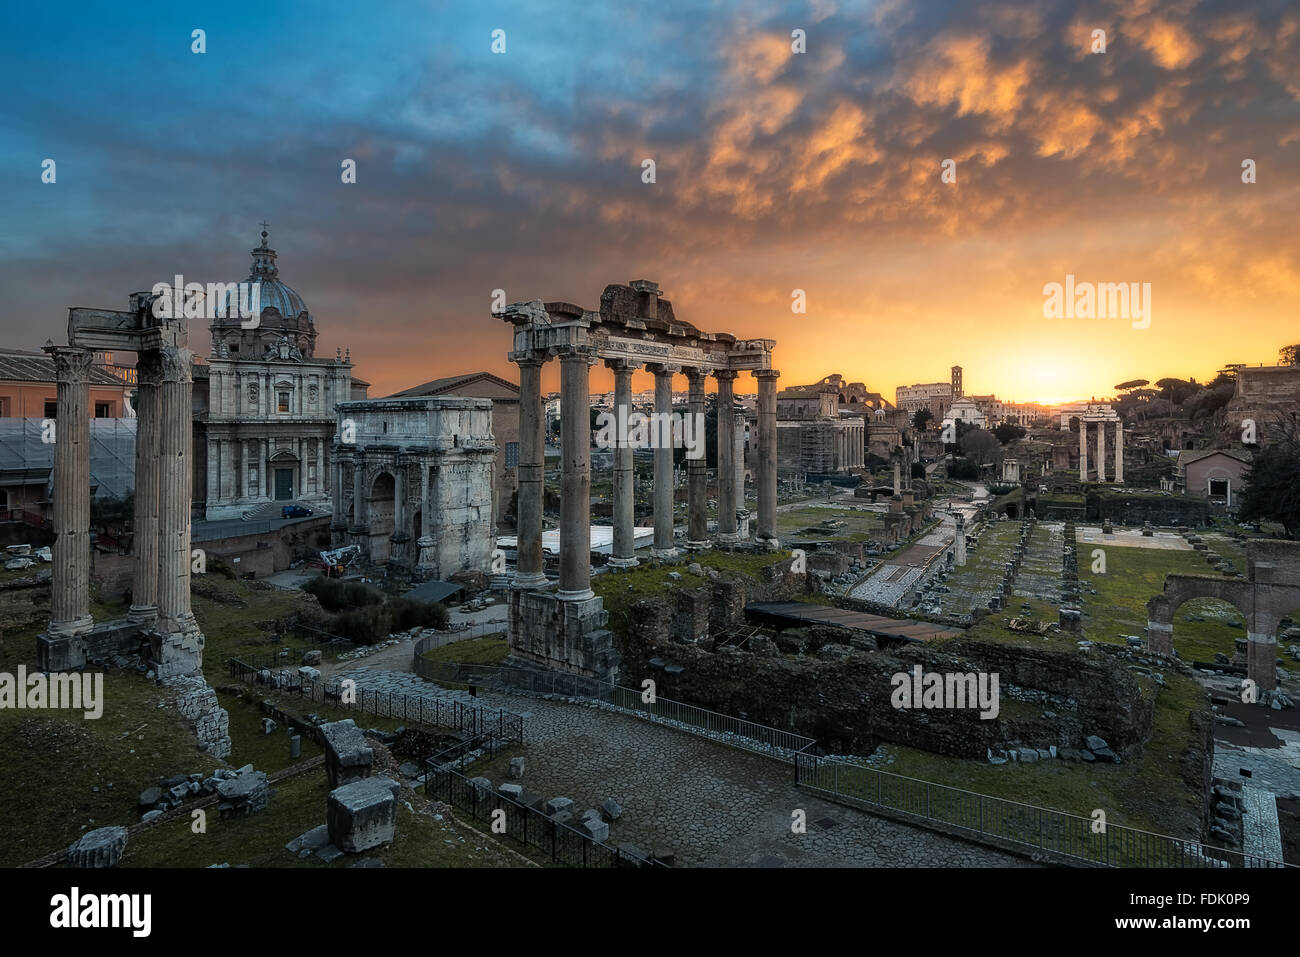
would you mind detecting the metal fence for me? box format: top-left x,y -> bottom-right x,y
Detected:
425,752 -> 662,868
795,753 -> 1291,869
226,656 -> 524,743
411,647 -> 814,760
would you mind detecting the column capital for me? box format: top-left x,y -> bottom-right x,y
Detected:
44,345 -> 94,382
752,368 -> 781,380
684,367 -> 707,384
509,350 -> 548,367
713,368 -> 739,382
136,350 -> 164,388
159,346 -> 194,384
604,357 -> 641,374
646,362 -> 682,377
553,344 -> 597,364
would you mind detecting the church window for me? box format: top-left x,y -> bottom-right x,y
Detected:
278,392 -> 290,413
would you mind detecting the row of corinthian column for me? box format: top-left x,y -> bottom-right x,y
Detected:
511,349 -> 780,600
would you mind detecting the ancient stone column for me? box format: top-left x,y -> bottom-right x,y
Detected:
331,446 -> 347,533
153,345 -> 202,678
893,457 -> 901,495
1114,421 -> 1124,484
129,351 -> 162,625
351,452 -> 367,531
557,346 -> 595,599
45,346 -> 95,638
513,354 -> 547,588
954,513 -> 967,566
392,459 -> 406,546
1079,421 -> 1088,481
733,412 -> 745,519
205,436 -> 219,511
685,369 -> 709,549
1096,420 -> 1106,483
420,462 -> 431,538
650,364 -> 680,558
754,369 -> 780,547
715,370 -> 738,540
607,359 -> 638,567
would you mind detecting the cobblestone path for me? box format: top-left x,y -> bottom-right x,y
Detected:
339,668 -> 1034,867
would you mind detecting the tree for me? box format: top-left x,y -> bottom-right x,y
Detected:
1114,378 -> 1149,392
959,427 -> 1000,467
912,408 -> 933,431
1238,412 -> 1300,536
993,423 -> 1026,444
1279,344 -> 1300,366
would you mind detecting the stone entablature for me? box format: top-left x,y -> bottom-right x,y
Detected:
331,397 -> 495,578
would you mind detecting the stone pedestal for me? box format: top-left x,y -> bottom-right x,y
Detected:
506,589 -> 620,682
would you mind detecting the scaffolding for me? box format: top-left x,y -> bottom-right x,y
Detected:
0,417 -> 137,503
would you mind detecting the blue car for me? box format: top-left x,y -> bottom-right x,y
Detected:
281,505 -> 312,518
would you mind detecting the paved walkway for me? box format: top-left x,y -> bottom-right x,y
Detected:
338,668 -> 1032,867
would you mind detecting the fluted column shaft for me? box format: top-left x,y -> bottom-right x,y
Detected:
1114,422 -> 1124,484
351,452 -> 367,529
754,369 -> 780,545
715,370 -> 738,538
513,355 -> 547,587
1096,420 -> 1106,482
685,369 -> 708,548
608,360 -> 639,567
651,364 -> 680,557
156,346 -> 197,636
46,347 -> 94,636
558,347 -> 594,599
129,351 -> 162,624
1079,421 -> 1088,481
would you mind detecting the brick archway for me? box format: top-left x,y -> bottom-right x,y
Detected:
1146,540 -> 1300,693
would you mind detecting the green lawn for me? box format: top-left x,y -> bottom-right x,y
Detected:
422,634 -> 509,666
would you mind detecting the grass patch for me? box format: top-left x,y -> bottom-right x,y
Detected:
422,634 -> 509,666
118,768 -> 521,868
870,670 -> 1207,840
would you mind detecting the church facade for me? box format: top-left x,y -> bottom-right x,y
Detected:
195,230 -> 367,521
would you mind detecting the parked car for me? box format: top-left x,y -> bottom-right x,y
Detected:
281,504 -> 312,518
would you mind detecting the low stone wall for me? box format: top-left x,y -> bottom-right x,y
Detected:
621,609 -> 1156,759
198,516 -> 333,578
1089,492 -> 1209,527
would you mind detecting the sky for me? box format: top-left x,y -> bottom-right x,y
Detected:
1,0 -> 1298,404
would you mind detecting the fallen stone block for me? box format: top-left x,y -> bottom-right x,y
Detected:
66,826 -> 128,868
581,818 -> 610,842
546,797 -> 574,817
216,767 -> 270,817
327,776 -> 399,853
508,756 -> 526,780
321,719 -> 374,788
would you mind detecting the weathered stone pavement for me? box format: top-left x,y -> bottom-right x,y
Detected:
340,669 -> 1033,867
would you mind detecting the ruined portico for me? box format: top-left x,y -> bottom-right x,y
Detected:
1077,405 -> 1124,483
37,293 -> 230,757
499,281 -> 778,680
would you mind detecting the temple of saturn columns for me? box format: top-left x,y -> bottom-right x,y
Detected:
37,293 -> 230,756
499,280 -> 777,681
1076,405 -> 1124,483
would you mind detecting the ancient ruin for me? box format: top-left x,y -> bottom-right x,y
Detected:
498,281 -> 777,680
37,292 -> 230,756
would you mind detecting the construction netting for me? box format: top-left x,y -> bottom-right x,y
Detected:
0,417 -> 137,502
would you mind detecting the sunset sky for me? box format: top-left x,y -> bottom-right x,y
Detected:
2,0 -> 1298,404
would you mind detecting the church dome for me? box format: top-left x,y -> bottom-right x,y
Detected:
211,228 -> 318,359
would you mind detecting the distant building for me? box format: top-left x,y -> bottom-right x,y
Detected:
942,396 -> 986,431
388,371 -> 520,524
195,230 -> 367,520
0,350 -> 136,521
1176,449 -> 1251,507
776,378 -> 865,474
1226,363 -> 1300,445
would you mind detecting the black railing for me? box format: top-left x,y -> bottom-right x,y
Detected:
425,760 -> 663,868
226,656 -> 524,743
794,752 -> 1291,869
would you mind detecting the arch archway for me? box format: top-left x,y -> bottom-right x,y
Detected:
367,471 -> 396,561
